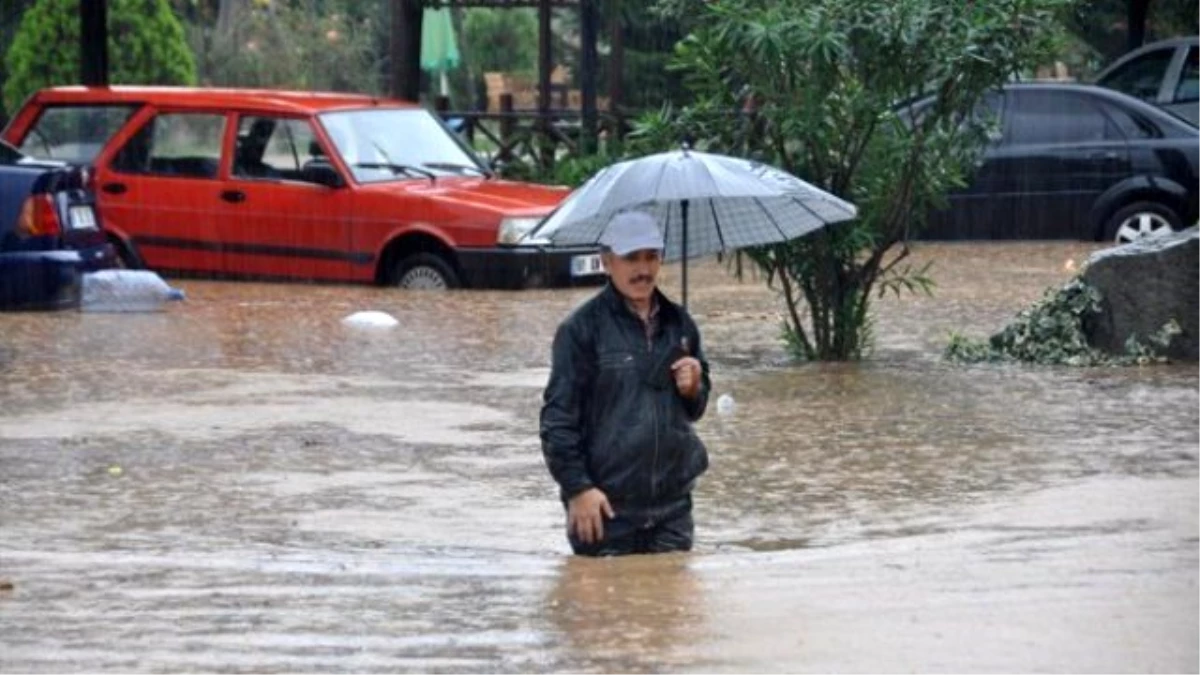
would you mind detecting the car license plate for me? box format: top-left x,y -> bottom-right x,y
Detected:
570,253 -> 603,277
68,205 -> 97,230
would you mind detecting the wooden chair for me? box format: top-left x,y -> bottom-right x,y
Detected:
550,65 -> 572,108
484,72 -> 511,112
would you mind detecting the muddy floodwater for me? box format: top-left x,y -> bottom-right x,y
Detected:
1,242 -> 1196,673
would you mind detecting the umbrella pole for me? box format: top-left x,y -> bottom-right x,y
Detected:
681,200 -> 689,308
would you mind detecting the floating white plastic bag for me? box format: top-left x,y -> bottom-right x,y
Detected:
342,310 -> 399,328
80,270 -> 185,313
716,393 -> 736,416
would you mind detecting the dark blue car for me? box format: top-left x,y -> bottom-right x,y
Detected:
0,140 -> 116,310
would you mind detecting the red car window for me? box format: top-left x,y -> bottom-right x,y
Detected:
17,104 -> 138,163
111,112 -> 225,179
233,115 -> 325,182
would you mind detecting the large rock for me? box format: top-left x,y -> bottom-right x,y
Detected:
1082,226 -> 1198,361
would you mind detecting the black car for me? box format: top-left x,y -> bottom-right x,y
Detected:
1093,36 -> 1198,127
917,83 -> 1198,243
0,140 -> 115,310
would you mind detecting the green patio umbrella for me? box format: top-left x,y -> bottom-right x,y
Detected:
421,7 -> 461,97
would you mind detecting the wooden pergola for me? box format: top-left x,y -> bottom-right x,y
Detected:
79,0 -> 622,152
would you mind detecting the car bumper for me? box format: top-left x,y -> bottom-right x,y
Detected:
0,243 -> 117,311
456,245 -> 606,290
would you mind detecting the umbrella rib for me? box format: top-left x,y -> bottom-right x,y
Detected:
708,199 -> 726,252
752,197 -> 794,243
649,157 -> 671,209
790,194 -> 834,225
662,201 -> 672,260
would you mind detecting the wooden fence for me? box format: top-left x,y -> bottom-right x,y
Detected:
432,95 -> 628,173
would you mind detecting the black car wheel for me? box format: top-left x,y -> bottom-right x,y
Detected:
392,252 -> 459,290
1104,201 -> 1181,244
109,235 -> 142,269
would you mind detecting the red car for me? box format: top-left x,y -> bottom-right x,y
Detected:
2,86 -> 604,289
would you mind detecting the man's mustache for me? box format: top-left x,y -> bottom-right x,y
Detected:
628,274 -> 654,285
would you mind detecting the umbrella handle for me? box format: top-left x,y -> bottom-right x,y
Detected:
681,199 -> 689,309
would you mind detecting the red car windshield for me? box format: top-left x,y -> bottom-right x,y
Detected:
318,108 -> 486,183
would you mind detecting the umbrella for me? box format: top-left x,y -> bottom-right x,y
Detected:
420,7 -> 460,97
528,147 -> 859,307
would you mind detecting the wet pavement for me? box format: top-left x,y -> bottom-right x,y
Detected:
0,242 -> 1196,672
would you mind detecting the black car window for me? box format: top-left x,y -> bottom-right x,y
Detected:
974,91 -> 1005,142
1098,100 -> 1157,139
1173,46 -> 1198,103
1005,90 -> 1120,145
1098,48 -> 1174,102
893,91 -> 1003,138
111,112 -> 225,179
17,104 -> 138,163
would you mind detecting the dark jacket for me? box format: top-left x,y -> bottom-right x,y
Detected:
540,283 -> 710,513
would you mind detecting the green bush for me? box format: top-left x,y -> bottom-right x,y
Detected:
944,279 -> 1181,366
4,0 -> 196,112
502,150 -> 621,187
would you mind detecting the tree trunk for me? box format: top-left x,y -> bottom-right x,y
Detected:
80,0 -> 107,86
215,0 -> 247,40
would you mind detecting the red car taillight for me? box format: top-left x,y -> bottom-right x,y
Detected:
16,194 -> 62,237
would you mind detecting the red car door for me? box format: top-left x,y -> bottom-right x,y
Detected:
214,114 -> 357,281
96,108 -> 229,274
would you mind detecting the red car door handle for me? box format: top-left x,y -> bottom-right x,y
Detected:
101,182 -> 127,195
220,190 -> 246,203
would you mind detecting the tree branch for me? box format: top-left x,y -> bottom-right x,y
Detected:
836,113 -> 879,196
768,114 -> 795,173
877,243 -> 912,279
776,253 -> 813,358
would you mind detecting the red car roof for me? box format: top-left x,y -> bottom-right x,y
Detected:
26,85 -> 419,115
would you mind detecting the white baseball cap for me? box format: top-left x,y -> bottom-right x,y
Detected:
599,211 -> 664,255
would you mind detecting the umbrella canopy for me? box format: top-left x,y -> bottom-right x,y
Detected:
528,148 -> 858,306
420,7 -> 461,95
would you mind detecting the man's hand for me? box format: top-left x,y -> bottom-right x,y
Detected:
671,356 -> 702,399
568,487 -> 615,544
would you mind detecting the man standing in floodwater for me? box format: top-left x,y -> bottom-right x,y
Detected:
540,211 -> 711,556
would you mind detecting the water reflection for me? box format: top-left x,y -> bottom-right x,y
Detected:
545,555 -> 708,672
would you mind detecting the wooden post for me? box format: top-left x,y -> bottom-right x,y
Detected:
390,0 -> 423,102
537,0 -> 554,169
81,0 -> 108,86
607,0 -> 624,138
579,0 -> 599,155
537,0 -> 552,118
434,94 -> 465,144
1127,0 -> 1149,52
499,93 -> 515,163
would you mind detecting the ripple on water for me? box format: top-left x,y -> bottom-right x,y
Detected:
0,243 -> 1195,673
